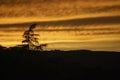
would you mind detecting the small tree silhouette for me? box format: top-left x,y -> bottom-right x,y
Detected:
22,24 -> 46,50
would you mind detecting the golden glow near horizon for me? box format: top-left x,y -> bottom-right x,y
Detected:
0,0 -> 120,51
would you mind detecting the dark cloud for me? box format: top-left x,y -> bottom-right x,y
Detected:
83,5 -> 120,13
0,16 -> 120,27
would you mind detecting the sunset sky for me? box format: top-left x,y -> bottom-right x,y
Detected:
0,0 -> 120,51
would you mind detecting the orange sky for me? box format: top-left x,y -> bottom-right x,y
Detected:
0,0 -> 120,51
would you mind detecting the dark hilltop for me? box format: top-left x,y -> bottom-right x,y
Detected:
0,46 -> 120,80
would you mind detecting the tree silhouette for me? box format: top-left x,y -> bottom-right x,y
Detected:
22,24 -> 41,50
22,24 -> 47,51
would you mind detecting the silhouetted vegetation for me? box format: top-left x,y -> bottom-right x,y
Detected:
0,45 -> 120,80
21,24 -> 47,51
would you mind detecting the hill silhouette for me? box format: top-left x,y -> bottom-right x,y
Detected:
0,46 -> 120,80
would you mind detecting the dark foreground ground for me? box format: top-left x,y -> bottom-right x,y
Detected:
0,48 -> 120,80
